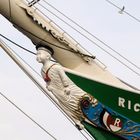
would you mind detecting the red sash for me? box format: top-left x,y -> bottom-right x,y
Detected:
44,64 -> 56,82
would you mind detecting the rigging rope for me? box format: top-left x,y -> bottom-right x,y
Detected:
0,34 -> 36,55
0,34 -> 56,62
0,91 -> 57,140
4,42 -> 42,79
28,0 -> 40,7
39,0 -> 140,71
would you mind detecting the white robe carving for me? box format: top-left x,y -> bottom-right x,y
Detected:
41,64 -> 86,123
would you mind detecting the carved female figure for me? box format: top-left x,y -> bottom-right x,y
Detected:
36,45 -> 87,129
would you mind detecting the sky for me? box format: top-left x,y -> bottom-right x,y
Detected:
0,0 -> 140,140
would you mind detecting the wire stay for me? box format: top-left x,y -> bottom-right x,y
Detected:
0,92 -> 56,140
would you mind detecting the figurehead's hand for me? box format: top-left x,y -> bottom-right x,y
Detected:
64,87 -> 70,95
47,85 -> 53,91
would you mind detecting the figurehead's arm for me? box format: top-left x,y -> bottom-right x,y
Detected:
58,67 -> 71,95
58,65 -> 69,87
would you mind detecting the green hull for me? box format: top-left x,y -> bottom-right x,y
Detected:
66,72 -> 140,140
83,122 -> 121,140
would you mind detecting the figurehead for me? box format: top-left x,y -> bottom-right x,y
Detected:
36,44 -> 54,64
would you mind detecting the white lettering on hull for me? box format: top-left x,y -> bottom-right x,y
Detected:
118,97 -> 140,112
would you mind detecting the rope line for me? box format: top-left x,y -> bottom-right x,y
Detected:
5,42 -> 42,78
0,34 -> 56,62
28,0 -> 40,7
0,34 -> 36,55
0,91 -> 57,140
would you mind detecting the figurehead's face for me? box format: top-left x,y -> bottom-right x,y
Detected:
36,49 -> 51,64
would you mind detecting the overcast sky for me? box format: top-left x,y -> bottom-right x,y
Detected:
0,0 -> 140,140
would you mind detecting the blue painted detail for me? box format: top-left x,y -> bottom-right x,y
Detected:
81,98 -> 140,140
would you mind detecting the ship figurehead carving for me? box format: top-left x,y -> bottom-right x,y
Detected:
36,44 -> 140,139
